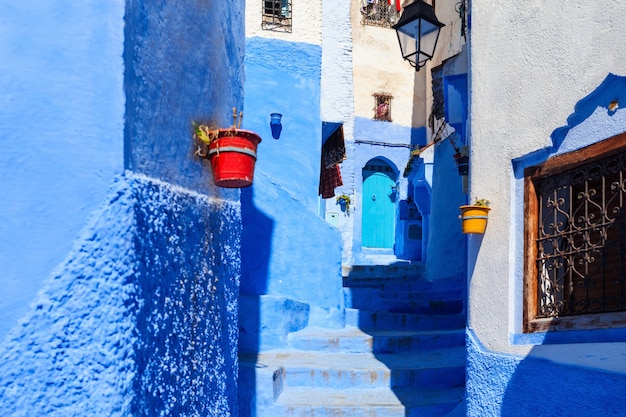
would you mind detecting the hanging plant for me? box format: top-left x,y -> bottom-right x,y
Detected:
336,194 -> 352,214
192,108 -> 262,188
459,198 -> 491,234
403,146 -> 422,177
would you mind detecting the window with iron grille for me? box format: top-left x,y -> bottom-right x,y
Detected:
523,133 -> 626,333
262,0 -> 292,32
373,94 -> 392,122
360,0 -> 401,28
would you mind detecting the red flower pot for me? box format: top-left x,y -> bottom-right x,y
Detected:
208,129 -> 262,188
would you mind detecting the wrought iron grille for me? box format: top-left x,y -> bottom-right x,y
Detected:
262,0 -> 292,32
361,0 -> 401,28
535,150 -> 626,318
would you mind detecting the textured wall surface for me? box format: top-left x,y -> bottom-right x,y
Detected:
0,0 -> 125,340
0,180 -> 136,416
1,0 -> 246,415
125,0 -> 244,196
131,177 -> 241,417
466,2 -> 626,414
466,331 -> 626,417
0,176 -> 242,416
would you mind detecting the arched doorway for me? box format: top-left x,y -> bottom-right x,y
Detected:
361,158 -> 397,248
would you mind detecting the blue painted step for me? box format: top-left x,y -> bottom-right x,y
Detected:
275,386 -> 465,417
345,307 -> 466,331
249,348 -> 464,390
344,287 -> 465,315
287,326 -> 465,353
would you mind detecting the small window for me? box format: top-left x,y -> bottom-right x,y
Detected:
360,0 -> 400,28
373,94 -> 393,122
262,0 -> 292,32
523,133 -> 626,333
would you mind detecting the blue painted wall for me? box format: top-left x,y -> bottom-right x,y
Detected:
0,1 -> 246,415
466,331 -> 626,416
0,178 -> 242,416
243,37 -> 323,212
0,0 -> 125,340
240,37 -> 344,333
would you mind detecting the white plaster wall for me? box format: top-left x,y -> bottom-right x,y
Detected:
245,0 -> 322,45
320,0 -> 356,260
350,0 -> 427,127
468,1 -> 626,356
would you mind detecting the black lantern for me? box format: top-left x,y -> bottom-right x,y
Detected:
392,0 -> 445,71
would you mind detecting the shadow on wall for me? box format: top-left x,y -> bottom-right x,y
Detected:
466,331 -> 626,417
237,171 -> 344,416
131,177 -> 241,416
0,176 -> 243,416
500,351 -> 626,416
238,186 -> 273,417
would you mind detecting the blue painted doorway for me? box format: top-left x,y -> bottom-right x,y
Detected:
362,159 -> 397,248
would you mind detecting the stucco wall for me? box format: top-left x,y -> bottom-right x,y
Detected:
466,330 -> 626,417
468,0 -> 626,357
125,0 -> 244,195
467,3 -> 626,412
241,37 -> 344,330
0,177 -> 242,416
0,0 -> 246,415
0,0 -> 125,340
350,0 -> 427,128
244,37 -> 322,212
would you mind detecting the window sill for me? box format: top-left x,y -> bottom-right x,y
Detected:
514,312 -> 626,345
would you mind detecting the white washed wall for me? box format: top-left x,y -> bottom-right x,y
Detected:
246,0 -> 322,45
469,1 -> 626,360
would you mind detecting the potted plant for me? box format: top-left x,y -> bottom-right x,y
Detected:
459,198 -> 491,234
193,108 -> 262,188
336,194 -> 352,214
453,152 -> 469,176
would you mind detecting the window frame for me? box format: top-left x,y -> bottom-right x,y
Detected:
360,0 -> 401,28
523,132 -> 626,333
373,93 -> 393,122
262,0 -> 292,32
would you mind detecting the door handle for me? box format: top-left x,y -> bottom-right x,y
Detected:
372,194 -> 376,201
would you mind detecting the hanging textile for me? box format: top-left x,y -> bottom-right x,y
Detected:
319,163 -> 343,199
319,124 -> 346,198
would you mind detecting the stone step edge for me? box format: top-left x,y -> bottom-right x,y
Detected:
239,347 -> 466,372
275,386 -> 465,408
289,325 -> 466,338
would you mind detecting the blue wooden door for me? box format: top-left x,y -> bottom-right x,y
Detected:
362,171 -> 396,248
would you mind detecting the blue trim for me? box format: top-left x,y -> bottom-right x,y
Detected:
550,73 -> 626,149
513,74 -> 626,178
444,73 -> 468,146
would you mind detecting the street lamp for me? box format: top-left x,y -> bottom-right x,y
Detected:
392,0 -> 445,71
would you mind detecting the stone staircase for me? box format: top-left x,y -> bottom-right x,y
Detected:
239,265 -> 467,417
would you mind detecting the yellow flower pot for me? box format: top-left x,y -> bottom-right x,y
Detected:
460,205 -> 491,234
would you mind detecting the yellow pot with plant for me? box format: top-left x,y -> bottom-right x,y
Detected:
460,199 -> 491,234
